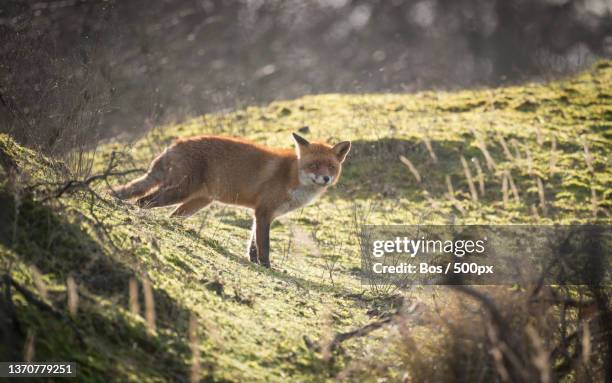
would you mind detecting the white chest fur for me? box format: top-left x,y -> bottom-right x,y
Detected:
273,185 -> 325,218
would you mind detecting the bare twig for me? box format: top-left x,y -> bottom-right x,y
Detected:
472,157 -> 485,196
506,170 -> 520,203
536,177 -> 548,215
26,151 -> 143,203
461,155 -> 478,202
497,134 -> 514,161
510,139 -> 522,160
446,175 -> 465,215
581,136 -> 594,173
526,325 -> 551,383
399,155 -> 421,183
23,330 -> 35,362
66,275 -> 79,316
143,275 -> 156,334
328,301 -> 416,355
501,172 -> 509,207
129,277 -> 140,316
329,315 -> 394,352
536,127 -> 544,146
549,135 -> 557,175
30,266 -> 48,301
423,137 -> 438,163
189,314 -> 200,383
475,134 -> 497,171
591,188 -> 599,218
52,152 -> 143,200
525,149 -> 533,176
446,175 -> 456,199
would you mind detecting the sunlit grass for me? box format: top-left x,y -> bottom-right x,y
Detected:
1,60 -> 610,382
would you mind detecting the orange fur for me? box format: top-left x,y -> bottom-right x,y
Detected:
113,133 -> 351,267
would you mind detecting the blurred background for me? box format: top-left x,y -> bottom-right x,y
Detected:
1,0 -> 611,154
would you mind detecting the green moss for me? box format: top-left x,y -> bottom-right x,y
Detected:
1,60 -> 610,382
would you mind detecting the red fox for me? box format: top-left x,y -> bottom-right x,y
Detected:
113,133 -> 351,268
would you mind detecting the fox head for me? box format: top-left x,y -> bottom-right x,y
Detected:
293,133 -> 351,187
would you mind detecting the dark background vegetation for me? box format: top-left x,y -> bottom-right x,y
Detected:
1,0 -> 611,154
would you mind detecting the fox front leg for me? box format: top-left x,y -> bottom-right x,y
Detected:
248,221 -> 258,264
255,210 -> 272,268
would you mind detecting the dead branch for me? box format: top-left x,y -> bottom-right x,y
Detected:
422,137 -> 438,163
497,133 -> 514,161
24,151 -> 143,202
473,157 -> 485,196
473,131 -> 497,171
536,177 -> 548,215
48,152 -> 143,200
326,299 -> 417,353
329,315 -> 394,353
461,155 -> 478,202
399,155 -> 421,183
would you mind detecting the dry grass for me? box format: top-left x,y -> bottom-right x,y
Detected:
338,286 -> 608,383
142,275 -> 156,334
66,275 -> 79,317
129,277 -> 140,316
189,314 -> 201,383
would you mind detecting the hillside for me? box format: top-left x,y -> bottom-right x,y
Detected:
0,61 -> 610,382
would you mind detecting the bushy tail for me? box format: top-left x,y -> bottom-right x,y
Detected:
112,153 -> 166,200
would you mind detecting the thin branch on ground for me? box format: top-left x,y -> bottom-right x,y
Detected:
326,298 -> 413,353
33,151 -> 144,201
329,314 -> 394,353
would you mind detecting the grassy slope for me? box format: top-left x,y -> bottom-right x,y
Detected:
1,61 -> 610,382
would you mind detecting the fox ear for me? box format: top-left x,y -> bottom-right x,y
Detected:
293,133 -> 310,158
333,141 -> 351,163
292,133 -> 310,147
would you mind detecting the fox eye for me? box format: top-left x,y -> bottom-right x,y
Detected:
329,165 -> 335,171
309,163 -> 318,170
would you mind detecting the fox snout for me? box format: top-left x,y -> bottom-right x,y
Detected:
305,172 -> 333,186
